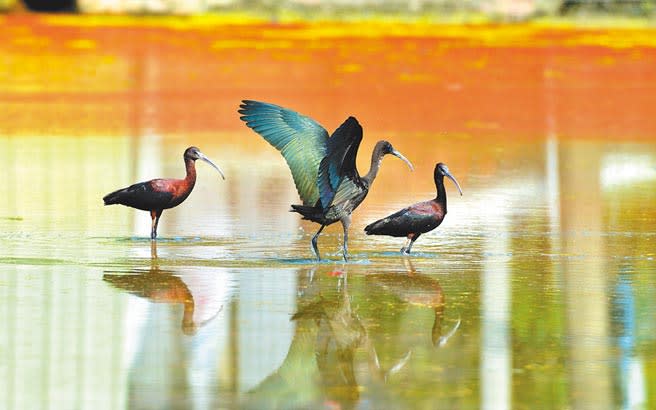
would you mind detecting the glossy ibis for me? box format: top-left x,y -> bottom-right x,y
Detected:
238,100 -> 413,261
364,162 -> 462,254
103,146 -> 225,240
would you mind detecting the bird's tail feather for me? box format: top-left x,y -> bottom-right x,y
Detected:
364,219 -> 386,235
103,188 -> 127,205
290,204 -> 323,221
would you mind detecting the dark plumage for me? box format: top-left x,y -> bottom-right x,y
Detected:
365,162 -> 462,254
238,100 -> 414,261
103,146 -> 225,239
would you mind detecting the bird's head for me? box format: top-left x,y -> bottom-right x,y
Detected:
184,146 -> 225,180
435,163 -> 463,195
377,140 -> 414,171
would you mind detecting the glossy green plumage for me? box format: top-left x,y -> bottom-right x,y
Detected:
238,100 -> 329,206
239,100 -> 380,261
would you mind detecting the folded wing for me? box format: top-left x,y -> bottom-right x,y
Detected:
317,116 -> 363,209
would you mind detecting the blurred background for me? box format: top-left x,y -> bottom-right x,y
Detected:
1,0 -> 656,19
1,1 -> 655,410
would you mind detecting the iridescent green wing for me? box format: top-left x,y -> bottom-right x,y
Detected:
239,100 -> 329,206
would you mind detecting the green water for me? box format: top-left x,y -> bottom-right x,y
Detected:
1,134 -> 655,409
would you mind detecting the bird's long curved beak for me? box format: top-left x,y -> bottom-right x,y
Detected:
444,171 -> 463,196
198,152 -> 226,180
391,149 -> 414,171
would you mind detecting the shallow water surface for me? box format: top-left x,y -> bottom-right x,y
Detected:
1,15 -> 656,410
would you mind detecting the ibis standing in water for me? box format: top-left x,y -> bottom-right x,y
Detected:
103,146 -> 225,240
365,162 -> 462,254
238,100 -> 414,261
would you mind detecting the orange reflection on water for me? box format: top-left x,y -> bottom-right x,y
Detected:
1,15 -> 656,142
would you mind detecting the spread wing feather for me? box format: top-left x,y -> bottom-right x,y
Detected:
239,100 -> 329,206
317,117 -> 363,209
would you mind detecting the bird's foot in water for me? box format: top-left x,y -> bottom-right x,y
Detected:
311,247 -> 321,262
311,239 -> 322,261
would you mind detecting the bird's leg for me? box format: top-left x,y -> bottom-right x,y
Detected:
150,210 -> 163,240
405,234 -> 420,255
311,225 -> 325,261
341,215 -> 352,262
400,237 -> 412,254
150,211 -> 157,239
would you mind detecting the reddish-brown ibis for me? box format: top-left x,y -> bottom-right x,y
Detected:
238,100 -> 413,261
365,162 -> 462,254
103,146 -> 225,239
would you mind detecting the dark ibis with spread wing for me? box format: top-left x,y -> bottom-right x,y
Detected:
238,100 -> 414,261
365,162 -> 462,254
103,146 -> 225,239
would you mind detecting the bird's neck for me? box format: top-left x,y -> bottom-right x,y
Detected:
435,175 -> 447,211
184,158 -> 197,187
362,146 -> 385,186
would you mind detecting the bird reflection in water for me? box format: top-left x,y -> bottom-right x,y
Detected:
291,267 -> 412,409
365,258 -> 461,347
244,261 -> 460,409
103,242 -> 223,336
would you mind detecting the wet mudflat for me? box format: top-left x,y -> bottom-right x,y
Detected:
1,15 -> 655,409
